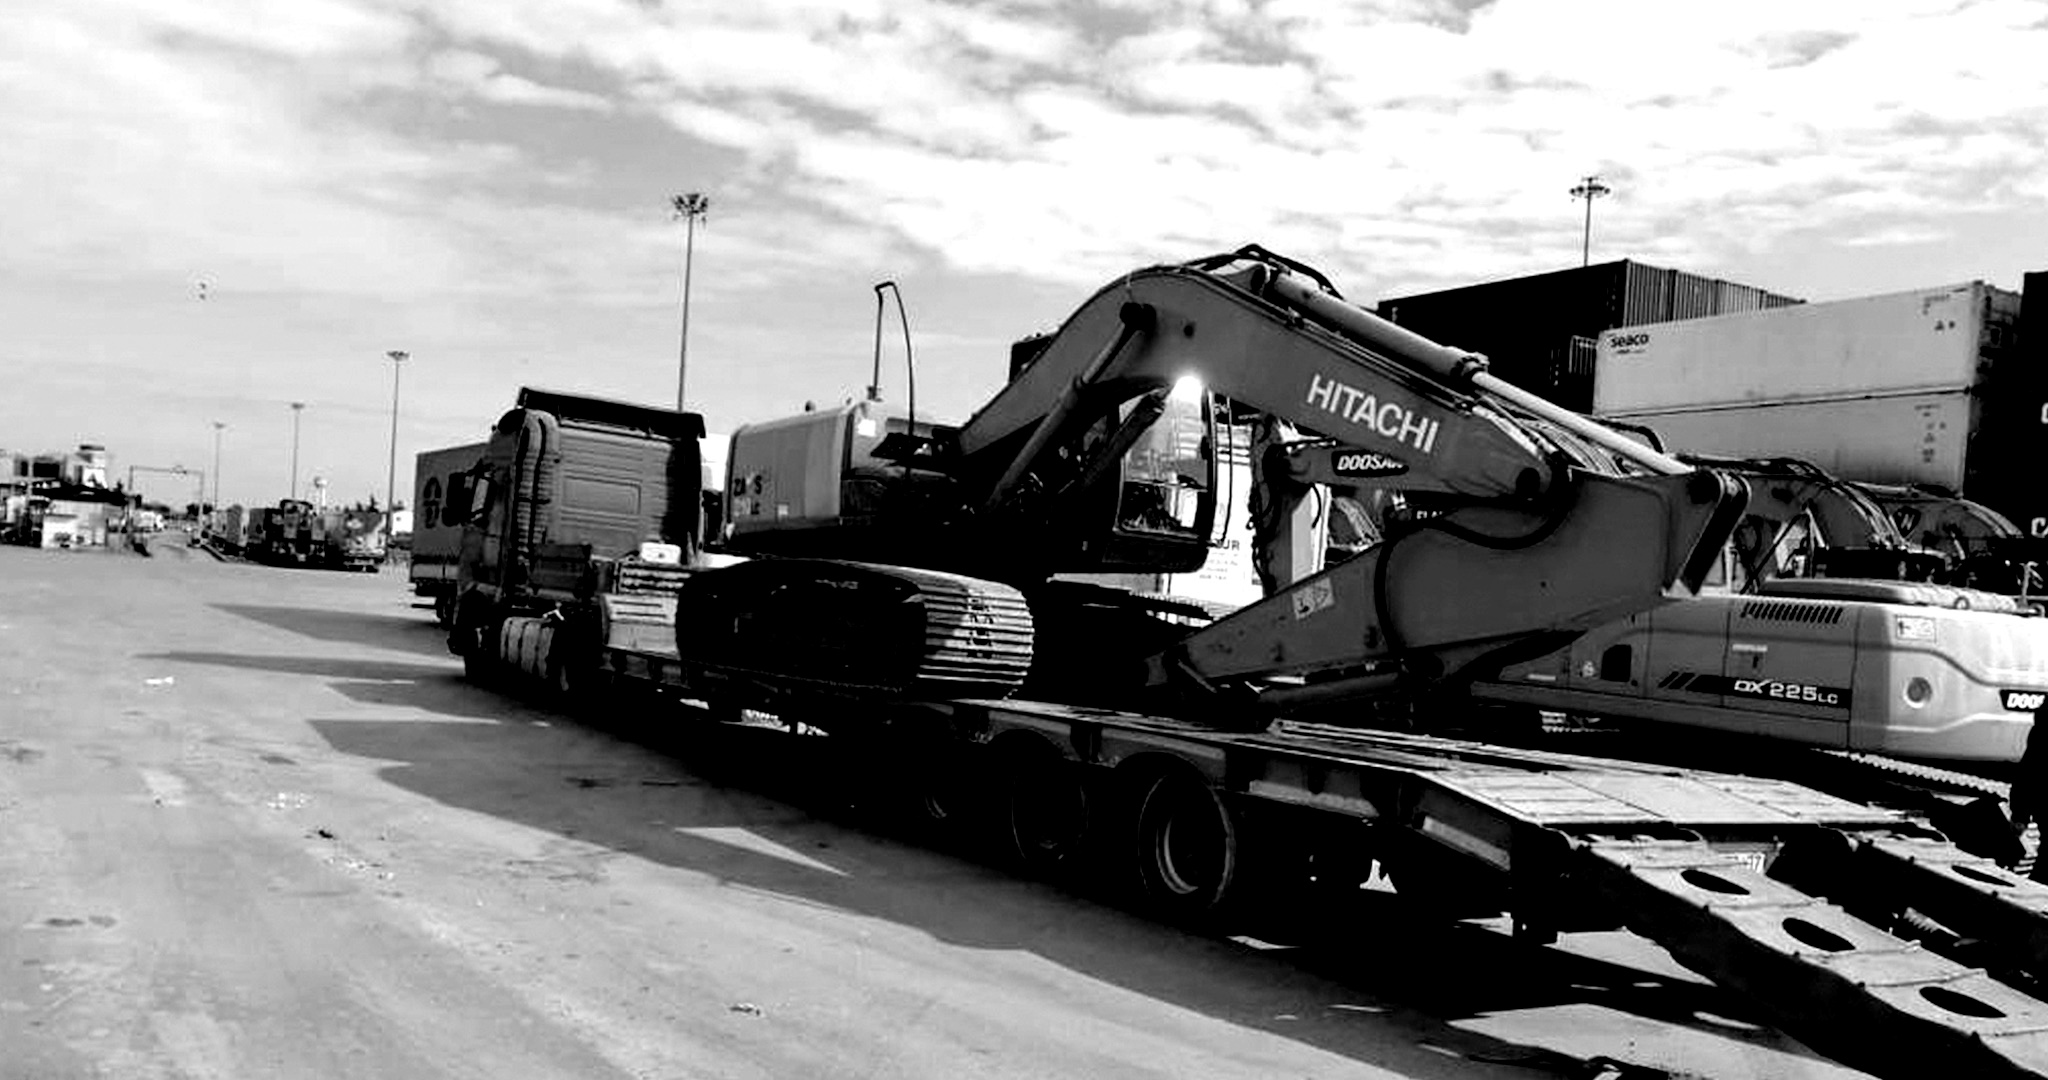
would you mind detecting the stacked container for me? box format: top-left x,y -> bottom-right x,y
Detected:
1593,281 -> 2031,532
1374,260 -> 1802,411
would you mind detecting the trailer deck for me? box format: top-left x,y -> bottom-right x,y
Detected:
511,586 -> 2048,1076
937,701 -> 2048,1079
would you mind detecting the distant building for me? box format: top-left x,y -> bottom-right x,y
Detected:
1,442 -> 122,546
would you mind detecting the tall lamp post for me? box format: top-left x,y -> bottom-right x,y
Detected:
289,401 -> 305,501
210,421 -> 225,512
385,351 -> 407,534
1569,174 -> 1612,268
671,192 -> 710,410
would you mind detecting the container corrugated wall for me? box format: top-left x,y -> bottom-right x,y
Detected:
1615,392 -> 1976,490
1957,278 -> 2040,536
1595,283 -> 1999,415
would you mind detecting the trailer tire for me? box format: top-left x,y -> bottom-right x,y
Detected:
1132,769 -> 1239,921
912,745 -> 980,834
999,741 -> 1090,876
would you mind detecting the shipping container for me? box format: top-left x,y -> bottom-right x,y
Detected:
1614,391 -> 1977,492
1374,260 -> 1800,410
410,440 -> 488,622
1594,282 -> 2020,415
1591,275 -> 2044,538
1980,269 -> 2048,538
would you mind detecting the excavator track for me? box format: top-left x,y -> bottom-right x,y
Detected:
673,559 -> 1035,704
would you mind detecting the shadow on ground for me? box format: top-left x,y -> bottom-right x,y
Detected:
137,651 -> 510,722
147,645 -> 1827,1080
212,603 -> 451,658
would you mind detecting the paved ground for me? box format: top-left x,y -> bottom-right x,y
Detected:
0,537 -> 1873,1079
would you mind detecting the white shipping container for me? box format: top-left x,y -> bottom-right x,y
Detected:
1595,282 -> 1999,415
1621,391 -> 1975,491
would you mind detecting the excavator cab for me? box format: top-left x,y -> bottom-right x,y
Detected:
1105,385 -> 1212,553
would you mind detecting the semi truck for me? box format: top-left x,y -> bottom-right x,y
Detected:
444,249 -> 2048,1079
1592,278 -> 2043,533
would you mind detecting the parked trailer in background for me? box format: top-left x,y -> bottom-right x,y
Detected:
410,441 -> 487,624
238,500 -> 384,571
1594,280 -> 2038,529
202,504 -> 251,555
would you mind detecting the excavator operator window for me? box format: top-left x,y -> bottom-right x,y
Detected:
1114,385 -> 1215,540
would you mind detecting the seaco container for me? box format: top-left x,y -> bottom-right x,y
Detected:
1594,282 -> 2018,414
1594,280 -> 2037,532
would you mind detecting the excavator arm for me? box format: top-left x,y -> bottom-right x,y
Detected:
950,248 -> 1748,706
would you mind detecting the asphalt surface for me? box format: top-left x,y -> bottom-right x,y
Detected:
0,537 -> 1873,1079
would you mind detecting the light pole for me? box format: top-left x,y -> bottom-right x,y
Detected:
671,192 -> 710,410
385,351 -> 407,533
289,401 -> 305,502
210,421 -> 225,512
1569,174 -> 1612,268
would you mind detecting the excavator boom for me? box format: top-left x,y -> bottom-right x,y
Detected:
948,248 -> 1747,704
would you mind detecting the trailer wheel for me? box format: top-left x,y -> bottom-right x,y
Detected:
1132,769 -> 1239,920
999,742 -> 1090,876
912,747 -> 979,832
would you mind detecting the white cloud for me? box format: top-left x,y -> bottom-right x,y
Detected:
1837,225 -> 1953,247
428,48 -> 614,111
8,0 -> 2048,347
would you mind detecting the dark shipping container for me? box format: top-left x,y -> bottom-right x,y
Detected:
1373,260 -> 1802,411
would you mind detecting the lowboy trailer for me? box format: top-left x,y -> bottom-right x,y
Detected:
488,587 -> 2048,1079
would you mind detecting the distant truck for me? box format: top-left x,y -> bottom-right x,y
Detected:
245,500 -> 386,571
1593,279 -> 2043,532
410,441 -> 487,625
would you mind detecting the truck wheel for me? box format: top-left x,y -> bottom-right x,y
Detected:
1000,743 -> 1090,876
1132,769 -> 1239,921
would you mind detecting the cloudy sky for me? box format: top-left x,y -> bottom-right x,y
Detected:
5,0 -> 2046,508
